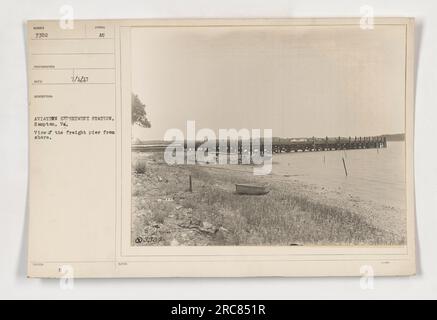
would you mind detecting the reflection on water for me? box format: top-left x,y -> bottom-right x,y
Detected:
272,141 -> 405,209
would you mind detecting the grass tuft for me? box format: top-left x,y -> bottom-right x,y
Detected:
134,161 -> 146,174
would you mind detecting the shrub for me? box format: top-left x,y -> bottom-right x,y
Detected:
134,161 -> 146,174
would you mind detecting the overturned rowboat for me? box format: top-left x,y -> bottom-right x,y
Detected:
235,184 -> 269,195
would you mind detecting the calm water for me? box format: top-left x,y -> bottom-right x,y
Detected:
134,141 -> 406,210
271,141 -> 406,209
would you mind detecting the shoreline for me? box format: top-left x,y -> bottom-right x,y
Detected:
131,152 -> 406,246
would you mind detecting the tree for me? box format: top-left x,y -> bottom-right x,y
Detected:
131,93 -> 151,128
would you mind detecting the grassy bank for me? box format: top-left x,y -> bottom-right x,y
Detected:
132,152 -> 404,246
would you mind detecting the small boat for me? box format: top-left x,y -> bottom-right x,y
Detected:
235,184 -> 269,195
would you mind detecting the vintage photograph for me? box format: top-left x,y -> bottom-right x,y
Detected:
130,25 -> 407,247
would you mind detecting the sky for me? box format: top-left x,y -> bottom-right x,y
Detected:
130,25 -> 406,141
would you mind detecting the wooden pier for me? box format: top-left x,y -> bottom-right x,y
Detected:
132,136 -> 387,154
269,136 -> 387,153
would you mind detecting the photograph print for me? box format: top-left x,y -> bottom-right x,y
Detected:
129,24 -> 408,247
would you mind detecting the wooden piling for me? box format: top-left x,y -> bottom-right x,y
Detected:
342,157 -> 348,177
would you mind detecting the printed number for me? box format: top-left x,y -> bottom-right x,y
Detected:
35,33 -> 48,38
